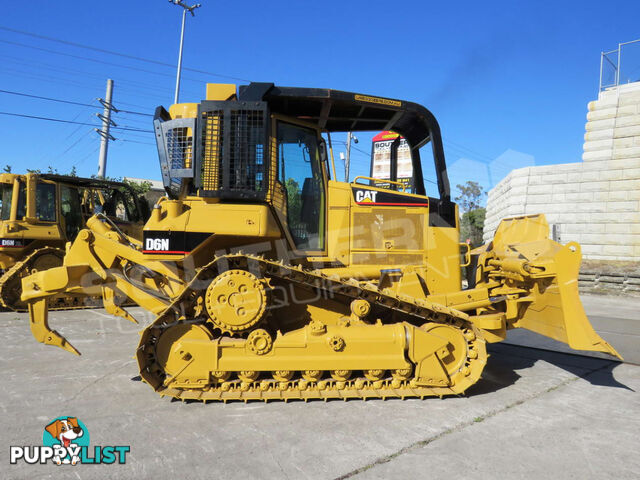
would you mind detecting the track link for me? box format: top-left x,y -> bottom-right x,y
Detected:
137,254 -> 487,403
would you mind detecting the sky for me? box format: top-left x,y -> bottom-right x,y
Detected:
0,0 -> 639,202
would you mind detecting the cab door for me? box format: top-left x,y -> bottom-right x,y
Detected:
29,180 -> 62,246
60,185 -> 83,241
272,117 -> 328,255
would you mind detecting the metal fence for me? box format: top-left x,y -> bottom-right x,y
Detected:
599,38 -> 640,91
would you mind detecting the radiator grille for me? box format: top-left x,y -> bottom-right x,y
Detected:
228,109 -> 265,193
198,103 -> 268,199
201,111 -> 223,191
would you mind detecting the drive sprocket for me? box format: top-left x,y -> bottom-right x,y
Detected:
204,269 -> 267,333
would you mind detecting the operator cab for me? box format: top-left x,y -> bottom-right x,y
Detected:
0,173 -> 146,241
154,83 -> 458,279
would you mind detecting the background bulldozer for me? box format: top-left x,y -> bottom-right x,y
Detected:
0,173 -> 148,310
21,83 -> 620,402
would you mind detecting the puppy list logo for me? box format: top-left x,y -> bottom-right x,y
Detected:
43,416 -> 89,465
9,416 -> 130,466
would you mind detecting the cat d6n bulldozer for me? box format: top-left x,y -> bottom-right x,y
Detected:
0,173 -> 148,310
21,83 -> 620,402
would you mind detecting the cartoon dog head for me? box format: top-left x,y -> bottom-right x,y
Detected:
45,417 -> 83,447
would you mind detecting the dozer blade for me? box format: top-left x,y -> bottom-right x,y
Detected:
28,299 -> 80,356
492,215 -> 622,360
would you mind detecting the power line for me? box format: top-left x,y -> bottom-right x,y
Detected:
58,128 -> 94,157
116,100 -> 154,110
36,135 -> 97,171
444,142 -> 516,174
113,126 -> 153,134
62,112 -> 96,140
0,111 -> 153,133
116,119 -> 153,130
331,140 -> 370,157
0,111 -> 100,126
119,138 -> 156,146
443,137 -> 527,175
0,51 -> 191,96
119,109 -> 152,117
0,52 -> 193,101
443,137 -> 494,162
0,67 -> 172,108
0,25 -> 252,82
72,146 -> 100,168
36,112 -> 95,164
0,66 -> 102,93
117,131 -> 155,140
0,39 -> 193,83
0,89 -> 97,108
0,56 -> 200,103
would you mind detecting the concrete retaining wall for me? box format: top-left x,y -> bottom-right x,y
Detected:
484,82 -> 640,262
579,272 -> 640,295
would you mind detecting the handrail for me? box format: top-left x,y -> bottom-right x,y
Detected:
352,176 -> 408,192
459,242 -> 471,267
599,38 -> 640,91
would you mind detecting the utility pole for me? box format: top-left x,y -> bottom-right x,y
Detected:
344,132 -> 358,182
96,79 -> 116,178
170,0 -> 201,104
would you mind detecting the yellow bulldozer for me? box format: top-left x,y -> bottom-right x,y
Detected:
21,83 -> 620,402
0,173 -> 148,310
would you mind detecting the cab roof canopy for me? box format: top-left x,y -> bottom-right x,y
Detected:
40,174 -> 132,191
237,83 -> 450,200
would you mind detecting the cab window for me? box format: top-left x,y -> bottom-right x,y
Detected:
36,182 -> 56,222
114,194 -> 129,221
277,122 -> 325,251
1,181 -> 26,220
0,184 -> 11,220
16,183 -> 26,219
103,190 -> 132,222
60,185 -> 83,240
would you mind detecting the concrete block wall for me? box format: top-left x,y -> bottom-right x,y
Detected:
483,82 -> 640,261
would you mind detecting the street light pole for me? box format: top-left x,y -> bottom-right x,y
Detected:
170,0 -> 201,104
174,7 -> 187,104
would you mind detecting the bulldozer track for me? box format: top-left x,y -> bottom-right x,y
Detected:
137,253 -> 487,403
0,247 -> 102,311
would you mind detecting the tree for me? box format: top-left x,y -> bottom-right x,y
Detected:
284,178 -> 301,221
456,181 -> 486,247
455,180 -> 484,212
460,208 -> 486,247
3,165 -> 11,173
122,178 -> 152,195
90,174 -> 152,195
284,177 -> 304,240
